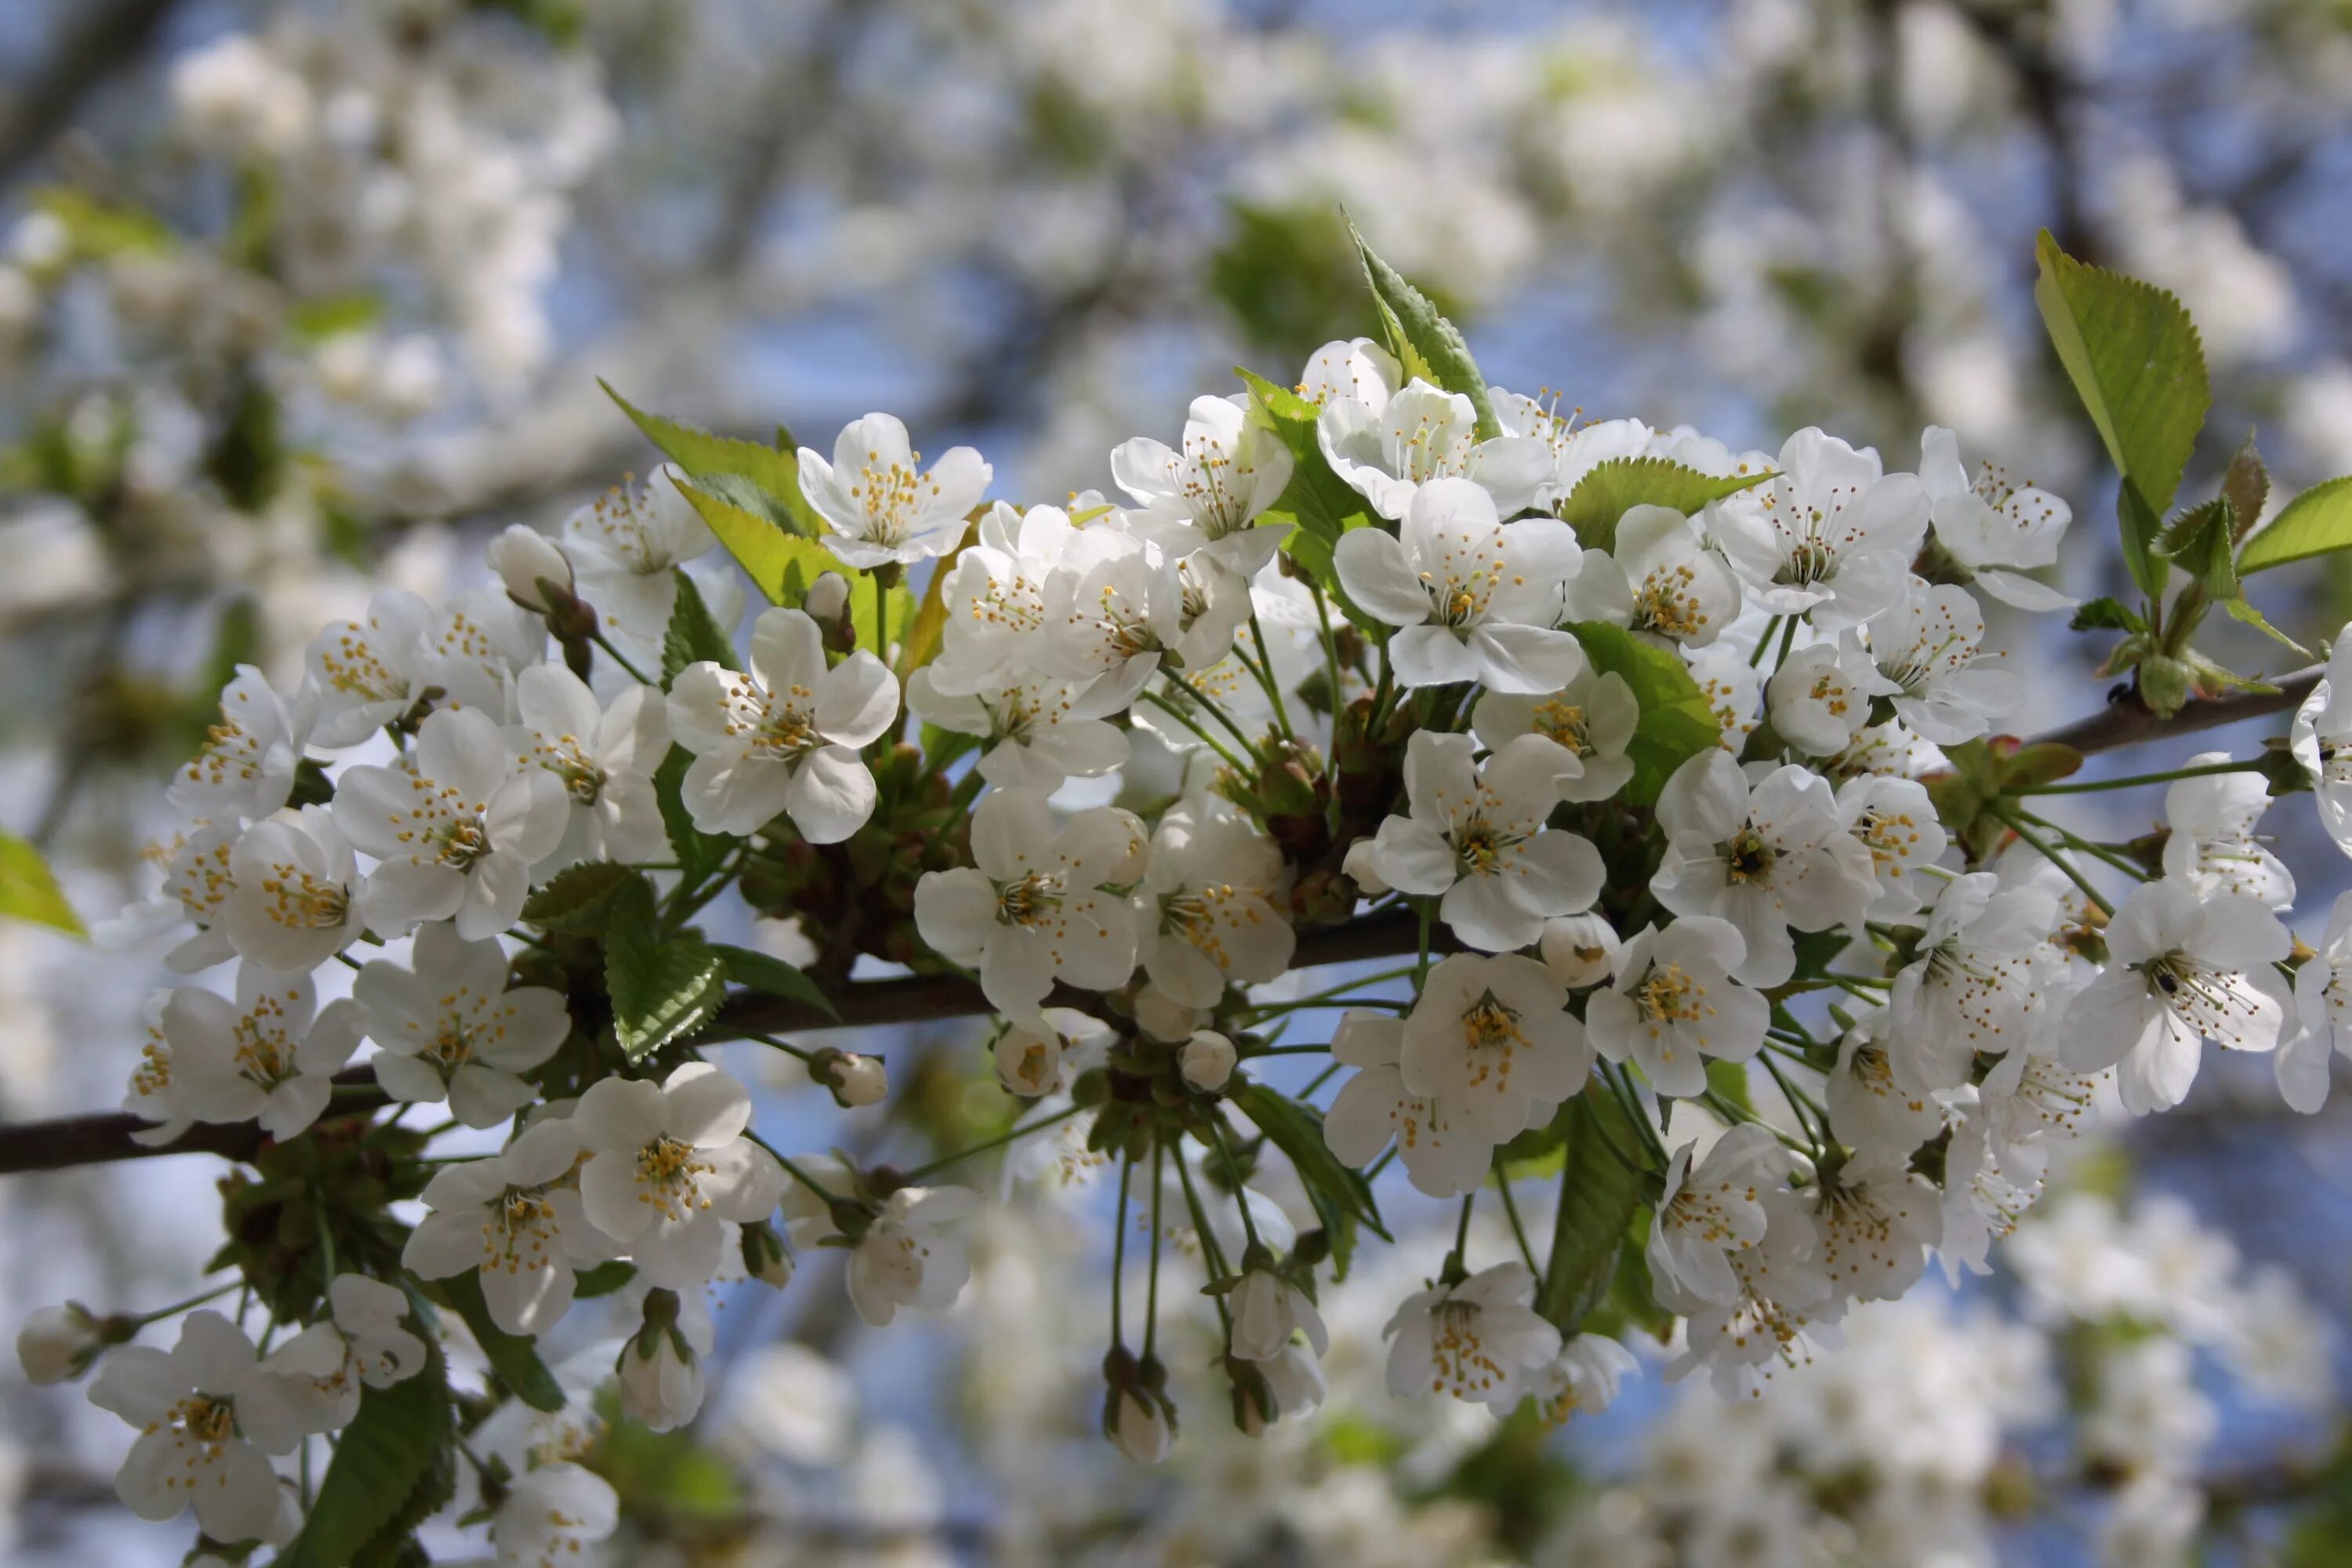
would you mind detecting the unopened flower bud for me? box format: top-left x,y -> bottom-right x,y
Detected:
487,524 -> 574,615
616,1289 -> 705,1432
1133,982 -> 1203,1045
1539,912 -> 1621,990
803,570 -> 850,622
15,1302 -> 108,1384
1100,1347 -> 1176,1464
1180,1030 -> 1236,1092
809,1047 -> 888,1108
741,1220 -> 793,1288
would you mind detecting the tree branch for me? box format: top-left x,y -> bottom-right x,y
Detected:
0,664 -> 2321,1177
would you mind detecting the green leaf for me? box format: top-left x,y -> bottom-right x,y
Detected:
661,569 -> 736,686
1608,1210 -> 1675,1340
1238,367 -> 1378,615
572,1260 -> 637,1299
601,381 -> 820,535
521,860 -> 636,933
2238,475 -> 2352,575
1347,219 -> 1500,440
900,536 -> 970,675
1536,1089 -> 1651,1333
432,1270 -> 567,1412
2158,496 -> 2238,601
1230,1077 -> 1390,1258
851,579 -> 916,661
2223,595 -> 2311,659
287,291 -> 383,342
1555,457 -> 1773,553
0,833 -> 82,936
605,875 -> 726,1061
274,1350 -> 454,1568
652,746 -> 733,884
30,187 -> 174,259
1566,622 -> 1722,806
1704,1058 -> 1753,1116
2068,596 -> 2147,634
2220,433 -> 2269,546
673,475 -> 856,608
710,941 -> 840,1022
2033,230 -> 2209,597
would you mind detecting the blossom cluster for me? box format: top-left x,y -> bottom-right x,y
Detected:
14,223 -> 2352,1567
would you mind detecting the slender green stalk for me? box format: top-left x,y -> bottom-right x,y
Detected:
1491,1155 -> 1540,1275
745,1031 -> 817,1063
1240,967 -> 1421,1016
132,1279 -> 241,1327
1138,690 -> 1250,773
1988,805 -> 2115,916
1110,1151 -> 1132,1345
591,630 -> 653,686
2015,757 -> 2262,795
1748,615 -> 1782,669
1145,1139 -> 1165,1357
746,1130 -> 841,1203
902,1102 -> 1083,1184
1243,609 -> 1296,739
1206,1116 -> 1262,1254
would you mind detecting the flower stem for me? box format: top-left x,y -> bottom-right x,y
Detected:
1987,804 -> 2115,916
2014,757 -> 2262,795
1243,609 -> 1296,739
1491,1154 -> 1540,1275
1145,1138 -> 1165,1358
1139,690 -> 1250,774
745,1031 -> 817,1063
1206,1114 -> 1262,1254
1110,1150 -> 1132,1346
902,1102 -> 1083,1184
591,630 -> 653,686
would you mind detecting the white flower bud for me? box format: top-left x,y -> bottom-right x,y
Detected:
1134,982 -> 1204,1045
488,524 -> 573,613
1109,1388 -> 1172,1465
616,1291 -> 705,1432
741,1221 -> 793,1289
829,1051 -> 888,1108
1538,912 -> 1621,990
16,1302 -> 104,1384
803,571 -> 850,622
1180,1030 -> 1236,1092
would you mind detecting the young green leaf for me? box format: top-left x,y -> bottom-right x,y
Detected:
1346,220 -> 1501,440
2032,230 -> 2210,597
601,380 -> 821,534
661,569 -> 736,685
2157,496 -> 2238,601
432,1270 -> 568,1411
1238,367 -> 1380,615
710,941 -> 840,1022
605,875 -> 727,1060
572,1260 -> 638,1299
520,859 -> 636,933
2067,597 -> 2147,634
1555,456 -> 1773,553
274,1351 -> 454,1568
1566,622 -> 1722,806
1536,1089 -> 1651,1333
674,476 -> 860,607
1230,1077 -> 1390,1247
2237,475 -> 2352,575
652,746 -> 734,884
0,833 -> 82,937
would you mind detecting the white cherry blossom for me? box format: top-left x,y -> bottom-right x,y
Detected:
2281,889 -> 2352,1112
402,1118 -> 608,1337
505,663 -> 671,867
1532,1333 -> 1640,1421
1383,1261 -> 1562,1409
1402,952 -> 1588,1142
991,1007 -> 1114,1098
88,1310 -> 305,1545
1650,750 -> 1875,986
304,590 -> 539,749
356,921 -> 571,1127
260,1273 -> 428,1430
1765,639 -> 1874,757
1230,1265 -> 1328,1364
1471,663 -> 1638,803
1648,1123 -> 1786,1308
2059,880 -> 2293,1114
1709,427 -> 1929,631
931,500 -> 1073,693
797,411 -> 991,568
493,1461 -> 619,1568
1835,772 -> 1949,917
575,1062 -> 784,1288
1585,916 -> 1769,1098
1322,1009 -> 1493,1199
561,466 -> 718,646
169,665 -> 308,824
1332,477 -> 1584,691
1919,425 -> 2075,611
1319,377 -> 1554,521
905,666 -> 1130,791
165,964 -> 362,1139
1803,1145 -> 1940,1302
1297,336 -> 1399,412
334,706 -> 569,939
1133,799 -> 1293,1006
782,1163 -> 979,1327
1113,393 -> 1296,573
1351,731 -> 1601,952
1562,503 -> 1744,649
666,606 -> 899,841
1887,872 -> 2060,1094
2160,751 -> 2292,909
913,789 -> 1139,1026
1825,1007 -> 1944,1155
2292,631 -> 2352,854
221,805 -> 362,971
1861,579 -> 2019,744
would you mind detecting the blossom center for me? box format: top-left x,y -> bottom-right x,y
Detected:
634,1135 -> 715,1220
997,870 -> 1065,927
1723,829 -> 1776,883
168,1393 -> 238,1447
257,860 -> 350,930
1428,1299 -> 1504,1398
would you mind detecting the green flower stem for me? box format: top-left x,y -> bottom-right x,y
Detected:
1110,1151 -> 1132,1346
1491,1153 -> 1541,1275
1987,804 -> 2115,916
902,1102 -> 1083,1185
2013,757 -> 2261,796
1138,690 -> 1250,774
1145,1138 -> 1165,1358
1243,609 -> 1297,739
1205,1115 -> 1262,1254
590,630 -> 654,686
745,1031 -> 818,1063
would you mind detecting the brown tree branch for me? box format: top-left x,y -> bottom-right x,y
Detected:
0,667 -> 2321,1178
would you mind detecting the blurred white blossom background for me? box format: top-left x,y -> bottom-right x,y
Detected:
2,0 -> 2350,1564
